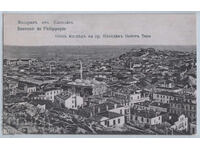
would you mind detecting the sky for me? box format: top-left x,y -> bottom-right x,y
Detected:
3,13 -> 196,46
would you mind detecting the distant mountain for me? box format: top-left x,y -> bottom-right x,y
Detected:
3,45 -> 196,59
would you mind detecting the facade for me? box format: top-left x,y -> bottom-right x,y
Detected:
129,91 -> 141,105
91,111 -> 125,127
24,85 -> 36,94
133,101 -> 151,111
6,80 -> 18,95
169,95 -> 196,122
131,110 -> 162,126
67,79 -> 107,96
129,90 -> 150,106
153,91 -> 177,103
149,102 -> 169,113
64,94 -> 83,109
108,104 -> 130,122
44,88 -> 63,102
92,82 -> 107,95
55,92 -> 83,109
170,114 -> 188,132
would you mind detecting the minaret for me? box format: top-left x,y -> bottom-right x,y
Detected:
80,60 -> 83,80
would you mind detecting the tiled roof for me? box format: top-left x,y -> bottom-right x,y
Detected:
99,111 -> 123,119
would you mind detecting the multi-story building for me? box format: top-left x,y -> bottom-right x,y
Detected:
24,84 -> 37,94
169,94 -> 196,122
170,114 -> 188,132
90,111 -> 125,127
149,102 -> 169,113
131,109 -> 162,126
67,79 -> 107,96
44,87 -> 63,102
153,91 -> 178,103
55,92 -> 83,109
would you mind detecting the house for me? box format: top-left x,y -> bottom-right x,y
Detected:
37,104 -> 46,113
17,81 -> 37,94
170,114 -> 188,132
90,111 -> 125,127
129,90 -> 142,105
78,101 -> 130,122
133,101 -> 151,111
108,102 -> 130,122
85,95 -> 107,106
149,102 -> 169,113
44,87 -> 63,102
129,90 -> 150,106
24,84 -> 37,94
169,94 -> 196,122
67,79 -> 107,96
55,92 -> 83,109
131,109 -> 162,126
5,80 -> 18,95
153,91 -> 178,103
158,80 -> 174,88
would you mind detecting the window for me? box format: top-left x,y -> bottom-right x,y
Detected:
104,121 -> 107,126
107,121 -> 109,126
118,119 -> 120,124
113,120 -> 116,125
120,109 -> 122,114
141,117 -> 144,122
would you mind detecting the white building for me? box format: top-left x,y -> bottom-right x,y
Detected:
129,90 -> 149,106
131,110 -> 162,126
44,88 -> 63,102
65,94 -> 83,109
24,85 -> 36,94
55,92 -> 83,109
170,114 -> 188,132
91,111 -> 125,127
153,91 -> 178,104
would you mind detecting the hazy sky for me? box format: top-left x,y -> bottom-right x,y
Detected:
3,13 -> 196,46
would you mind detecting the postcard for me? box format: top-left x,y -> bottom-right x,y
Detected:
2,13 -> 197,136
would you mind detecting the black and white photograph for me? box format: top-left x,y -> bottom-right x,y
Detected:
2,13 -> 197,135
